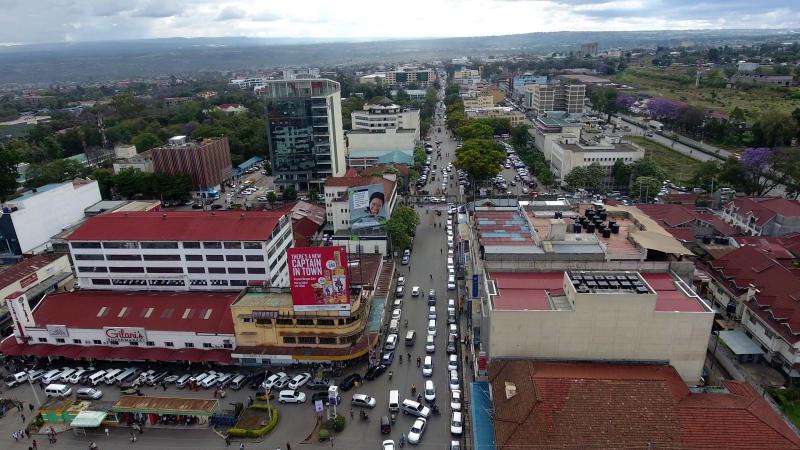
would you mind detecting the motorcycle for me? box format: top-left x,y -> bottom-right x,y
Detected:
432,404 -> 440,415
389,370 -> 393,380
359,410 -> 369,422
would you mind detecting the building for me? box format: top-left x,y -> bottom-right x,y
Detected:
731,74 -> 794,87
488,360 -> 800,450
511,74 -> 548,102
464,107 -> 526,127
281,68 -> 320,80
0,254 -> 73,333
0,290 -> 237,364
737,62 -> 760,72
721,197 -> 800,236
65,211 -> 294,291
150,136 -> 233,199
0,180 -> 102,257
229,78 -> 268,89
453,68 -> 481,88
550,136 -> 644,187
358,73 -> 385,85
351,102 -> 420,141
390,89 -> 427,102
113,150 -> 153,174
524,83 -> 586,117
324,175 -> 397,254
579,42 -> 599,57
346,151 -> 414,171
462,93 -> 494,109
636,203 -> 736,243
162,97 -> 191,108
529,113 -> 584,161
260,79 -> 347,191
486,270 -> 714,383
214,104 -> 248,114
557,74 -> 612,85
385,66 -> 435,89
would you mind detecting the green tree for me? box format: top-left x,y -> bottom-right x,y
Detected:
564,166 -> 589,191
386,206 -> 420,252
266,191 -> 277,209
131,132 -> 161,152
0,145 -> 20,201
308,189 -> 320,203
282,185 -> 298,201
752,110 -> 799,147
24,159 -> 86,187
690,160 -> 721,190
456,122 -> 493,140
612,159 -> 632,189
633,176 -> 661,201
589,86 -> 619,123
111,94 -> 146,119
717,156 -> 747,191
453,139 -> 505,182
510,125 -> 529,151
446,111 -> 466,130
630,158 -> 667,183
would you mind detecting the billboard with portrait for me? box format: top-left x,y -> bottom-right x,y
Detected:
287,246 -> 350,312
348,183 -> 388,231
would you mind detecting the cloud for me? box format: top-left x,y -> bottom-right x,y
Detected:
92,0 -> 136,17
251,11 -> 282,22
216,6 -> 247,21
131,1 -> 183,18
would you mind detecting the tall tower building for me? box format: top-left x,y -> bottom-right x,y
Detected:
260,79 -> 346,191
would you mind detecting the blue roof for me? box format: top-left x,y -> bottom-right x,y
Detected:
471,382 -> 496,450
13,182 -> 67,202
376,151 -> 414,165
234,156 -> 264,175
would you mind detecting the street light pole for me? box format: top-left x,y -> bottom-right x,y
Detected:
28,377 -> 41,406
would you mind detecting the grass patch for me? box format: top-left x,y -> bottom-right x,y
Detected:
625,136 -> 702,184
227,405 -> 279,438
768,387 -> 800,429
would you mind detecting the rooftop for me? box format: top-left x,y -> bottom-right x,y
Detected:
30,290 -> 238,334
0,253 -> 66,290
728,197 -> 800,226
490,360 -> 800,450
637,203 -> 736,238
323,176 -> 397,200
66,211 -> 286,242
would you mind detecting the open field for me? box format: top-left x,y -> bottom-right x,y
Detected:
614,66 -> 800,121
625,136 -> 702,184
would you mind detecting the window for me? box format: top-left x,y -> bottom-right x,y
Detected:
317,319 -> 335,326
129,341 -> 139,346
103,242 -> 138,249
141,242 -> 178,249
276,318 -> 294,326
146,267 -> 184,274
245,255 -> 264,262
72,242 -> 101,249
244,242 -> 261,250
296,319 -> 314,326
748,314 -> 756,325
319,337 -> 336,344
93,339 -> 101,345
185,254 -> 203,261
109,267 -> 145,273
55,338 -> 65,343
247,267 -> 266,274
298,336 -> 316,344
107,254 -> 142,261
108,340 -> 119,345
165,342 -> 174,347
185,343 -> 194,348
242,317 -> 252,323
228,267 -> 245,274
209,267 -> 226,274
183,242 -> 201,249
143,254 -> 181,261
226,254 -> 244,261
224,242 -> 242,249
78,266 -> 108,273
203,343 -> 212,348
230,280 -> 247,286
75,254 -> 105,261
38,338 -> 47,343
223,343 -> 233,349
72,339 -> 81,344
146,341 -> 155,347
206,255 -> 224,261
187,267 -> 205,274
283,336 -> 297,344
203,242 -> 222,249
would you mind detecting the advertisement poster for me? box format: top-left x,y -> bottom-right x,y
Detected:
348,183 -> 388,231
287,247 -> 350,312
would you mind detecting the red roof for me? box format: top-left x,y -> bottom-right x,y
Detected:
637,204 -> 736,237
31,290 -> 238,334
728,197 -> 800,227
735,233 -> 800,260
489,360 -> 800,450
66,211 -> 286,241
0,253 -> 65,290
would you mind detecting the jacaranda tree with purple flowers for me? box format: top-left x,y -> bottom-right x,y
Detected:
739,147 -> 788,196
645,97 -> 681,121
615,94 -> 636,112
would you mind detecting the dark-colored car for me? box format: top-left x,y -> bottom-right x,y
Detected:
307,377 -> 332,390
380,415 -> 392,434
364,364 -> 387,381
339,373 -> 363,392
311,391 -> 340,406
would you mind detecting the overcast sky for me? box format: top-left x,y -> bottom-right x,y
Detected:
1,0 -> 798,45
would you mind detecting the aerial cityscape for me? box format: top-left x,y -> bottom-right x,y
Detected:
1,1 -> 800,449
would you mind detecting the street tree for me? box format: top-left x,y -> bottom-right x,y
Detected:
386,207 -> 420,252
266,191 -> 277,209
590,87 -> 619,123
630,158 -> 667,183
752,110 -> 798,147
690,160 -> 721,191
456,122 -> 493,140
282,185 -> 298,201
453,139 -> 505,182
612,159 -> 632,188
633,176 -> 661,201
510,125 -> 529,151
308,189 -> 320,203
132,132 -> 161,152
739,147 -> 788,196
0,145 -> 20,201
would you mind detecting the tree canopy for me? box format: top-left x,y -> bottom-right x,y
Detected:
454,139 -> 505,182
386,207 -> 420,252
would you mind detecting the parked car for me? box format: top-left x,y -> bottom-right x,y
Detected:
364,364 -> 387,381
450,411 -> 463,435
311,391 -> 340,406
451,389 -> 462,411
76,387 -> 103,400
287,373 -> 311,390
278,389 -> 306,404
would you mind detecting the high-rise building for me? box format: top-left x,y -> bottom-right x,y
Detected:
525,84 -> 586,117
150,136 -> 233,198
260,79 -> 347,191
385,66 -> 435,89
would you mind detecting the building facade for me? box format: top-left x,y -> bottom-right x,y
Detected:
464,107 -> 527,127
0,180 -> 102,256
530,114 -> 584,161
261,79 -> 347,191
580,42 -> 599,56
66,211 -> 294,291
385,67 -> 434,88
351,102 -> 420,141
550,136 -> 644,187
150,136 -> 233,197
720,197 -> 800,236
462,94 -> 494,109
0,254 -> 73,333
113,150 -> 153,174
453,68 -> 482,88
324,176 -> 397,234
525,83 -> 586,116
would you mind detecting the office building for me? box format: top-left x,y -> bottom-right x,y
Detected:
66,211 -> 294,291
359,73 -> 386,85
525,83 -> 586,117
453,68 -> 482,88
550,136 -> 644,187
281,68 -> 320,80
0,253 -> 73,332
464,107 -> 526,127
260,79 -> 347,191
0,180 -> 102,256
462,93 -> 494,109
229,78 -> 267,89
530,113 -> 583,161
385,66 -> 435,89
351,101 -> 420,140
150,136 -> 233,199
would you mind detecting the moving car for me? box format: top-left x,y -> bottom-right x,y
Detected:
401,399 -> 430,418
408,417 -> 427,444
382,439 -> 395,450
411,286 -> 420,297
424,380 -> 436,402
351,393 -> 377,408
76,387 -> 103,400
364,364 -> 388,381
287,373 -> 311,390
422,356 -> 433,377
381,351 -> 395,365
339,373 -> 363,392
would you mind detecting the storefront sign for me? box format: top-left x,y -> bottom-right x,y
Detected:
103,327 -> 147,342
19,272 -> 38,289
47,325 -> 69,337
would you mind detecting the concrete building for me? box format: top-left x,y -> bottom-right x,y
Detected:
0,254 -> 73,333
525,83 -> 586,117
453,68 -> 482,88
359,73 -> 385,85
385,66 -> 435,88
324,175 -> 397,254
281,68 -> 320,80
580,42 -> 599,57
229,78 -> 268,89
65,211 -> 294,291
113,150 -> 153,174
351,102 -> 420,141
464,107 -> 526,127
486,270 -> 713,383
1,290 -> 237,364
260,79 -> 347,191
346,128 -> 417,155
150,136 -> 233,199
0,180 -> 102,256
529,113 -> 584,161
721,197 -> 800,236
550,136 -> 644,187
462,93 -> 494,109
511,74 -> 548,102
391,89 -> 427,102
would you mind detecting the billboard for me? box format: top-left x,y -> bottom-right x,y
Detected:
287,246 -> 350,312
348,184 -> 388,231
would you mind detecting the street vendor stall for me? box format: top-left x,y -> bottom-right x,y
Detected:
111,396 -> 219,428
70,411 -> 109,436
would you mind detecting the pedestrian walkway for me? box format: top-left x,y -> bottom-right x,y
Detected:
367,261 -> 395,333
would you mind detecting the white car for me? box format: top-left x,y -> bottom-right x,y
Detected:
448,354 -> 458,371
424,380 -> 436,402
278,389 -> 306,404
450,390 -> 462,411
397,276 -> 405,286
287,372 -> 311,390
449,369 -> 460,391
450,411 -> 463,435
408,417 -> 427,444
447,279 -> 456,290
392,308 -> 402,320
422,356 -> 433,377
382,440 -> 395,450
385,334 -> 398,351
351,393 -> 377,408
412,286 -> 421,297
261,372 -> 286,390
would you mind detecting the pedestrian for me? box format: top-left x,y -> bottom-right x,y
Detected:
28,403 -> 33,412
105,428 -> 109,437
349,408 -> 353,419
21,413 -> 25,423
287,443 -> 291,450
239,443 -> 245,450
25,429 -> 30,439
32,439 -> 37,449
162,383 -> 167,392
225,435 -> 230,446
13,431 -> 19,442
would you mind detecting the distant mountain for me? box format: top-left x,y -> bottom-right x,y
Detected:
0,30 -> 796,85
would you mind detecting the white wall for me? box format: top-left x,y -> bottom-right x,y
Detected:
24,326 -> 235,350
347,129 -> 417,154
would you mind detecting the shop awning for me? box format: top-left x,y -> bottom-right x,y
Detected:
112,395 -> 219,416
70,411 -> 108,428
719,329 -> 765,356
629,231 -> 694,256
